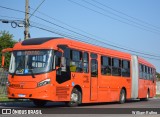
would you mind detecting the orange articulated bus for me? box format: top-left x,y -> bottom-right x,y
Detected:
1,37 -> 156,107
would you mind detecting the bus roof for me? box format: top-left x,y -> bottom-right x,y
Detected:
138,57 -> 155,68
13,37 -> 130,59
13,37 -> 155,68
21,37 -> 62,45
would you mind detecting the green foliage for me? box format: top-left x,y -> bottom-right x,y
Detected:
156,72 -> 160,79
0,31 -> 17,69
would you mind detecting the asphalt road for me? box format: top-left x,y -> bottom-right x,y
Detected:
0,98 -> 160,108
0,98 -> 160,116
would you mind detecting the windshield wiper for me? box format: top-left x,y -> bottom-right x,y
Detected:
12,66 -> 19,78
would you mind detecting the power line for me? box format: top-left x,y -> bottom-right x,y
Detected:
30,24 -> 84,41
33,15 -> 102,42
1,5 -> 160,58
0,18 -> 23,22
91,0 -> 160,30
29,7 -> 159,57
30,21 -> 85,39
0,5 -> 25,14
1,16 -> 160,59
0,18 -> 24,28
0,15 -> 23,20
82,0 -> 160,33
29,0 -> 46,19
31,16 -> 160,58
0,5 -> 93,39
30,7 -> 103,38
29,20 -> 160,58
30,24 -> 160,60
68,0 -> 160,35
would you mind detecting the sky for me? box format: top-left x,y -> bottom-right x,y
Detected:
0,0 -> 160,72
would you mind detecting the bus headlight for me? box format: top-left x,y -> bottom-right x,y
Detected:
37,79 -> 51,87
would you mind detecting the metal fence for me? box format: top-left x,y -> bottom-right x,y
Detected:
0,68 -> 8,97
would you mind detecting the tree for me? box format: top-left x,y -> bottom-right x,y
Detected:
156,72 -> 160,80
0,31 -> 17,69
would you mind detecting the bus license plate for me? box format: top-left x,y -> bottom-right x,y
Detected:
18,94 -> 26,97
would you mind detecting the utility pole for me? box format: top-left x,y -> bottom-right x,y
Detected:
24,0 -> 30,39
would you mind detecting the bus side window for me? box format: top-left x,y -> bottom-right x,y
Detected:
149,67 -> 151,80
144,66 -> 147,79
139,64 -> 143,78
90,53 -> 97,59
101,56 -> 111,76
83,52 -> 89,73
112,58 -> 121,76
147,67 -> 150,80
70,50 -> 83,72
91,59 -> 98,77
150,68 -> 153,80
122,60 -> 130,77
142,65 -> 146,79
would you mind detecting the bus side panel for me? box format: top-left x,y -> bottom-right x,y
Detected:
149,81 -> 153,97
98,76 -> 111,102
71,73 -> 91,103
110,77 -> 122,101
149,78 -> 156,98
125,78 -> 132,99
138,79 -> 147,98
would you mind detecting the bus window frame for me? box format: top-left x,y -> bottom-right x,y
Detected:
91,59 -> 98,77
90,53 -> 97,59
70,49 -> 83,73
83,52 -> 89,73
139,64 -> 143,79
101,55 -> 111,76
112,58 -> 121,76
121,59 -> 130,77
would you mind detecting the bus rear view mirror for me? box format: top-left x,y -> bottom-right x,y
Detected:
61,57 -> 66,72
1,53 -> 5,67
1,48 -> 13,68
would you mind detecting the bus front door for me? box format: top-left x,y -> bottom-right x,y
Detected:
90,59 -> 98,101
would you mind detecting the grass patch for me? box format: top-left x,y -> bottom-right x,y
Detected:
0,93 -> 15,102
0,97 -> 15,102
0,97 -> 29,102
0,94 -> 30,102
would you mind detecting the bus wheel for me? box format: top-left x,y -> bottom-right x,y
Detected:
119,89 -> 126,104
66,88 -> 82,107
33,99 -> 47,107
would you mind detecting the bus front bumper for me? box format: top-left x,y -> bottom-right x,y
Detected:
7,84 -> 55,101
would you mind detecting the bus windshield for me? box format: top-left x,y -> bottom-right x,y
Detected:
9,50 -> 53,75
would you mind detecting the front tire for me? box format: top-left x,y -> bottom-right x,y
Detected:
119,89 -> 126,104
33,99 -> 47,107
66,88 -> 82,107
